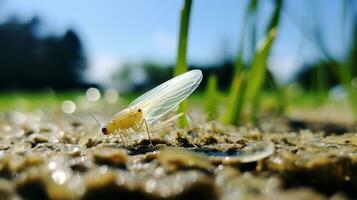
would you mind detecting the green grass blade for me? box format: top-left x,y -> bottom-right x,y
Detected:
204,74 -> 219,120
221,0 -> 258,125
266,0 -> 282,32
246,0 -> 281,101
174,0 -> 192,76
175,0 -> 192,127
221,54 -> 247,125
246,28 -> 277,121
222,71 -> 247,125
245,29 -> 277,101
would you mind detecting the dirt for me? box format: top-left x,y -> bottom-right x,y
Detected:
0,110 -> 356,200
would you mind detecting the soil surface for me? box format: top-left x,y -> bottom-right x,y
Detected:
0,110 -> 356,200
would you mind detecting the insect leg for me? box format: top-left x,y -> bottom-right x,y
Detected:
150,113 -> 184,131
122,129 -> 130,146
142,119 -> 153,145
160,113 -> 184,126
168,112 -> 200,129
150,122 -> 175,132
116,130 -> 127,149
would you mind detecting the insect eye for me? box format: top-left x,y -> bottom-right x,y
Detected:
138,109 -> 142,112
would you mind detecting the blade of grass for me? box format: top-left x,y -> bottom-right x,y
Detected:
246,29 -> 278,121
247,0 -> 259,61
245,28 -> 277,102
310,0 -> 356,115
175,0 -> 192,127
221,66 -> 247,125
266,0 -> 282,33
204,74 -> 219,120
264,0 -> 285,115
174,0 -> 192,76
221,0 -> 258,125
284,1 -> 356,116
246,0 -> 281,121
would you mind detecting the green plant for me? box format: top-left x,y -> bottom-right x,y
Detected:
204,74 -> 219,120
222,0 -> 282,125
221,0 -> 257,125
287,0 -> 357,116
174,0 -> 192,127
246,28 -> 278,121
221,54 -> 247,124
247,0 -> 283,122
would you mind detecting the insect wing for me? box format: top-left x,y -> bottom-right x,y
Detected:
129,70 -> 202,125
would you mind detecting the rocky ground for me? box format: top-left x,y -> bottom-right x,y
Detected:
0,110 -> 356,200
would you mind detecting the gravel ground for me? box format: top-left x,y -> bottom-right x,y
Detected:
0,109 -> 356,200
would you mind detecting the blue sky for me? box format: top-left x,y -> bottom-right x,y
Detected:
1,0 -> 355,86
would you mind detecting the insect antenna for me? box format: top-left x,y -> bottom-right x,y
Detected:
90,113 -> 103,129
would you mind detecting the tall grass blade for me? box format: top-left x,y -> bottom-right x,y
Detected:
204,74 -> 219,120
246,0 -> 281,121
221,66 -> 247,125
247,29 -> 277,121
286,0 -> 356,116
175,0 -> 192,127
245,28 -> 277,102
221,0 -> 258,125
263,0 -> 285,115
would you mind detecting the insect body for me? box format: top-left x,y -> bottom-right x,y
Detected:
101,108 -> 143,135
102,69 -> 203,145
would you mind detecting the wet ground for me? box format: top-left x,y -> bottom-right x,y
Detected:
0,109 -> 356,200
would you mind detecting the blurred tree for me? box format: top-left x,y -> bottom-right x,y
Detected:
143,63 -> 172,88
296,19 -> 357,92
117,62 -> 241,93
297,62 -> 339,92
349,20 -> 357,78
0,16 -> 87,90
111,59 -> 282,95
